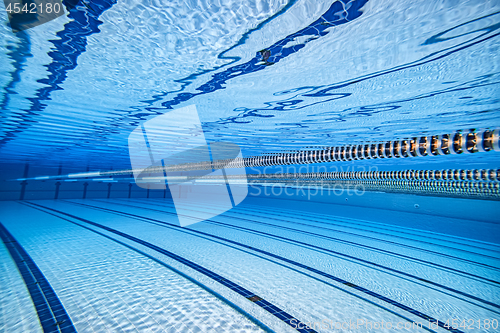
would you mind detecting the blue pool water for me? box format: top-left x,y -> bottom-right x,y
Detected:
1,0 -> 500,332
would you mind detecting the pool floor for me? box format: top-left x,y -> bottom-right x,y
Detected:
1,198 -> 499,332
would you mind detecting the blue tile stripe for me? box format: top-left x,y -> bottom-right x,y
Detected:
60,201 -> 474,333
0,222 -> 77,333
95,198 -> 500,312
24,202 -> 319,333
43,200 -> 469,333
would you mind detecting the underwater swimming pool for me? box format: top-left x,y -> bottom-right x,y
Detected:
1,0 -> 499,332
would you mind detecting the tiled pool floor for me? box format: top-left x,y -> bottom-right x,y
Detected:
1,198 -> 499,332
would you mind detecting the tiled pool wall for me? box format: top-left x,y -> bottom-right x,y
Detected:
0,163 -> 165,201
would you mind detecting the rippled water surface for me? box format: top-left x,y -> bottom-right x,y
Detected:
1,2 -> 500,333
0,0 -> 499,170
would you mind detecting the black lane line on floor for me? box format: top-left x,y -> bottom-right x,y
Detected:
52,201 -> 445,330
244,191 -> 500,224
148,200 -> 500,285
23,202 -> 318,333
86,199 -> 500,312
24,203 -> 432,332
234,202 -> 500,257
244,204 -> 500,255
243,199 -> 500,253
151,197 -> 500,254
149,198 -> 500,263
0,222 -> 77,333
17,204 -> 274,333
52,200 -> 475,333
114,197 -> 500,286
128,198 -> 500,268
